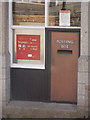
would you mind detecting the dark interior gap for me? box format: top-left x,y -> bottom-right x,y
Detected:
57,50 -> 72,54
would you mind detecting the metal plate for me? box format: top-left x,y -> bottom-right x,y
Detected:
51,32 -> 79,103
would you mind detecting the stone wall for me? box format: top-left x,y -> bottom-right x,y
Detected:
0,2 -> 2,119
77,2 -> 88,117
1,1 -> 89,118
1,1 -> 10,110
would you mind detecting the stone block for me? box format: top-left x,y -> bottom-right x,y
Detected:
2,67 -> 10,81
78,56 -> 88,72
88,58 -> 90,74
77,95 -> 85,106
78,72 -> 88,85
88,2 -> 90,56
2,88 -> 6,102
0,102 -> 2,119
2,80 -> 6,91
2,87 -> 10,103
2,101 -> 86,118
81,38 -> 88,56
0,85 -> 2,101
78,83 -> 85,96
81,3 -> 88,56
85,88 -> 88,108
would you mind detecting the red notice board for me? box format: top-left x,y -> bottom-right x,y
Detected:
16,34 -> 40,60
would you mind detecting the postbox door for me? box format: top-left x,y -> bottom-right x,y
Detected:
51,32 -> 79,103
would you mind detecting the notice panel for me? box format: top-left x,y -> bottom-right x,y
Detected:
16,34 -> 40,60
59,10 -> 70,26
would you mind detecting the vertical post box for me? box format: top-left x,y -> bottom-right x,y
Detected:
51,31 -> 79,103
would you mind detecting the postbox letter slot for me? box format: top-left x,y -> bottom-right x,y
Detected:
57,50 -> 72,54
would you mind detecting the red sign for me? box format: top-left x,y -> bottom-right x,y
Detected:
16,34 -> 40,60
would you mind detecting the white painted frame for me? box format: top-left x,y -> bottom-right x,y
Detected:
9,0 -> 46,69
9,0 -> 81,69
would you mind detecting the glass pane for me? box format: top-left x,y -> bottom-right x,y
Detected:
49,1 -> 81,26
13,0 -> 45,26
13,28 -> 45,68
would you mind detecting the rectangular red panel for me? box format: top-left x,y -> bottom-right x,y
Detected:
16,34 -> 40,60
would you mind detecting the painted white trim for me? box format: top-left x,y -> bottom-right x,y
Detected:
45,0 -> 49,26
44,29 -> 45,69
46,26 -> 81,29
11,64 -> 45,69
11,25 -> 81,29
9,0 -> 13,65
9,1 -> 46,69
11,25 -> 45,29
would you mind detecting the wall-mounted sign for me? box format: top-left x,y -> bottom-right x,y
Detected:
16,34 -> 40,60
59,10 -> 70,26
